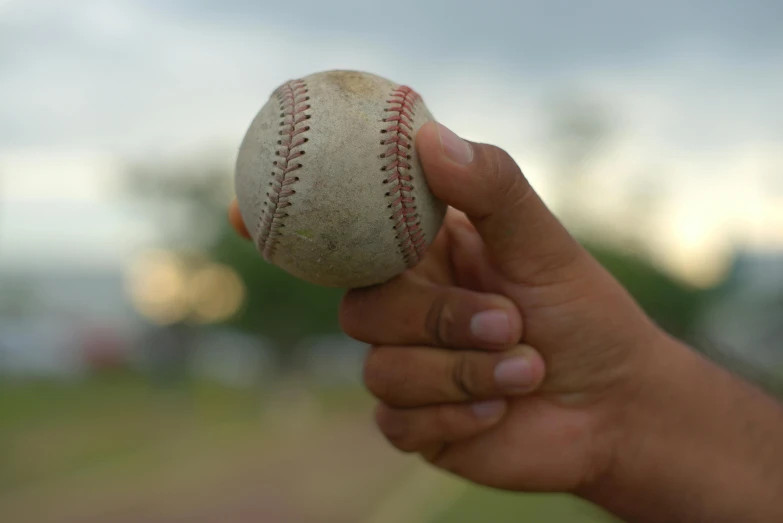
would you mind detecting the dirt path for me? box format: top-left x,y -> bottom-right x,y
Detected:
1,405 -> 421,523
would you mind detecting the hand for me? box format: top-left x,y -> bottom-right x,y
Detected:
228,122 -> 661,492
230,122 -> 783,522
229,123 -> 662,491
337,122 -> 666,493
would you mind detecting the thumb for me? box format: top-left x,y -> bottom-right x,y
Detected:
417,121 -> 584,285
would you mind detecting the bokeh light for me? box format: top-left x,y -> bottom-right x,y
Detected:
2,2 -> 782,522
187,263 -> 245,324
125,250 -> 245,325
125,249 -> 190,325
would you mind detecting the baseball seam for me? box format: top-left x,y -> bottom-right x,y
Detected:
257,79 -> 310,260
381,85 -> 425,266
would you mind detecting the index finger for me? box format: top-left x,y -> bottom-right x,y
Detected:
229,198 -> 252,240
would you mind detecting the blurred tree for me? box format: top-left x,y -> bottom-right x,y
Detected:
583,241 -> 706,340
125,91 -> 711,365
543,94 -> 613,231
541,94 -> 708,339
617,170 -> 667,255
0,280 -> 40,318
123,158 -> 343,367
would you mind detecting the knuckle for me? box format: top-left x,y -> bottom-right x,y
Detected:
425,291 -> 454,347
482,145 -> 531,204
420,442 -> 448,464
338,292 -> 364,338
363,347 -> 405,401
503,236 -> 585,287
429,447 -> 467,476
532,243 -> 585,279
362,347 -> 388,398
339,288 -> 383,341
375,408 -> 417,452
434,405 -> 464,436
452,353 -> 481,399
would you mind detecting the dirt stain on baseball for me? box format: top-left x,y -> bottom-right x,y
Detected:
329,70 -> 376,96
294,229 -> 315,240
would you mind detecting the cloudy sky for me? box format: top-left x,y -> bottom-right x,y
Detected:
1,0 -> 782,285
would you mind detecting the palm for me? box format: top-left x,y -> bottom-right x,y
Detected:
444,396 -> 599,491
413,209 -> 649,490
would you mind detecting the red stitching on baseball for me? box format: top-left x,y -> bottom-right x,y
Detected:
257,79 -> 309,260
382,85 -> 425,265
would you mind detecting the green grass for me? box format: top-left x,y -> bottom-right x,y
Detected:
0,373 -> 264,489
432,487 -> 618,523
1,375 -> 619,522
0,374 -> 413,523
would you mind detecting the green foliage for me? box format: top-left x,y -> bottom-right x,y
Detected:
123,159 -> 343,359
584,241 -> 706,340
210,222 -> 344,351
433,487 -> 617,523
124,161 -> 234,249
123,153 -> 708,357
0,280 -> 40,318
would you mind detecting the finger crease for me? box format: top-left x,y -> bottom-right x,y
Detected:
425,441 -> 451,466
452,355 -> 473,400
426,293 -> 449,347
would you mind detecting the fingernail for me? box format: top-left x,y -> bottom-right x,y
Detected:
472,400 -> 506,419
494,357 -> 533,392
437,122 -> 473,165
471,310 -> 511,345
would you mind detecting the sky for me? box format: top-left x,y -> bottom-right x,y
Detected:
1,0 -> 782,286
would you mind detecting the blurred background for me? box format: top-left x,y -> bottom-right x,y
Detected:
1,1 -> 782,521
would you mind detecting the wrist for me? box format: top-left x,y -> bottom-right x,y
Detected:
576,331 -> 696,518
578,332 -> 783,522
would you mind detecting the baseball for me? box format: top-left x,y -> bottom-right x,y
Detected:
235,70 -> 447,288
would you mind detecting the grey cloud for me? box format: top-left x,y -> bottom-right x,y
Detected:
150,0 -> 783,66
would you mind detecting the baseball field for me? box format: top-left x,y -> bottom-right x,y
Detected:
0,375 -> 616,522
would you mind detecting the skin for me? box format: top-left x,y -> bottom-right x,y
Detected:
229,121 -> 783,522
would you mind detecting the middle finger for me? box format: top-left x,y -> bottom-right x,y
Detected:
340,274 -> 523,350
363,344 -> 545,408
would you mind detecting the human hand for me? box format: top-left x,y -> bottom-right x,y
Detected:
228,121 -> 660,492
230,122 -> 783,522
336,121 -> 667,493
